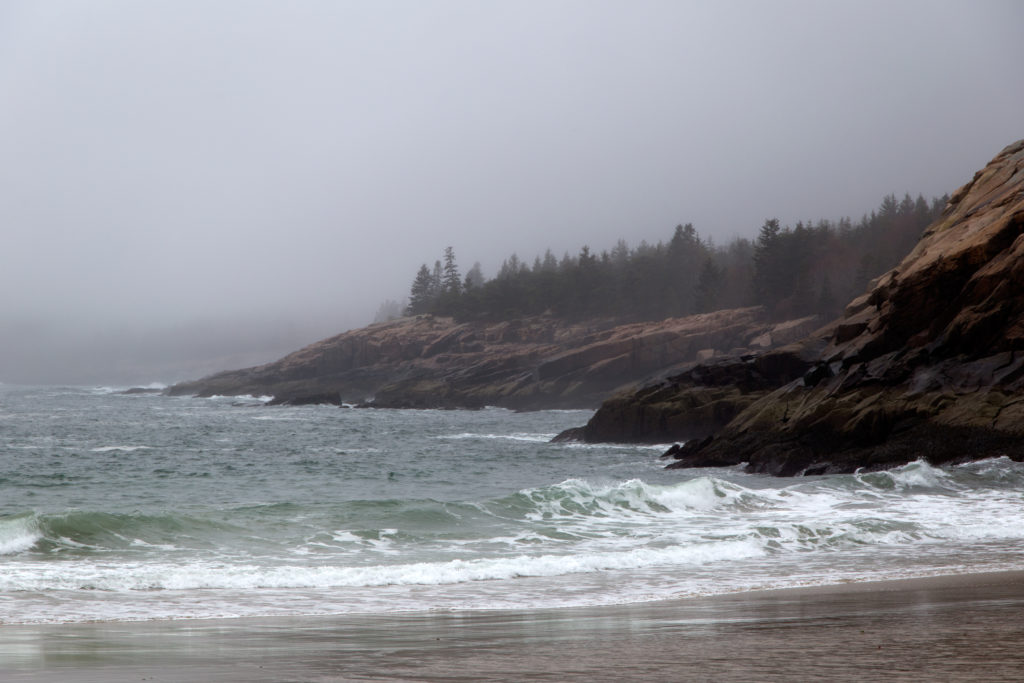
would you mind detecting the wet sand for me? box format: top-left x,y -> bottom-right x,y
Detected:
2,571 -> 1023,682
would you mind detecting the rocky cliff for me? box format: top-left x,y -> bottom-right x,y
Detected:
563,139 -> 1024,475
167,308 -> 820,410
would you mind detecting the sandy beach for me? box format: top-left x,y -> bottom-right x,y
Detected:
2,571 -> 1023,682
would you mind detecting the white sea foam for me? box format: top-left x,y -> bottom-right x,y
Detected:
89,382 -> 167,395
0,516 -> 41,555
559,440 -> 677,451
0,537 -> 766,594
649,476 -> 745,510
441,432 -> 554,443
90,445 -> 151,453
518,477 -> 754,522
250,415 -> 311,422
328,530 -> 365,544
205,394 -> 274,402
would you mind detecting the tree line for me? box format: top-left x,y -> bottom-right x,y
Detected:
390,193 -> 946,324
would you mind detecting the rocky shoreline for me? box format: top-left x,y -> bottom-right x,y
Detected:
558,139 -> 1024,475
170,140 -> 1024,476
168,307 -> 820,411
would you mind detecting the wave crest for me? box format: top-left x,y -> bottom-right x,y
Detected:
0,513 -> 42,555
855,459 -> 954,491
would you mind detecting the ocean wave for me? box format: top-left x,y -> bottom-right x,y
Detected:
0,510 -> 245,556
7,465 -> 1021,563
953,456 -> 1024,488
6,468 -> 1023,599
485,476 -> 768,524
0,538 -> 766,593
0,513 -> 43,555
854,459 -> 954,491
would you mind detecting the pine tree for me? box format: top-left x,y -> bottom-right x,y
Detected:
442,246 -> 461,295
667,223 -> 704,316
752,218 -> 783,309
431,260 -> 443,294
463,262 -> 484,290
694,257 -> 723,313
406,264 -> 435,315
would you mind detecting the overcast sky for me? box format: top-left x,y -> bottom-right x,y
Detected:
2,0 -> 1022,384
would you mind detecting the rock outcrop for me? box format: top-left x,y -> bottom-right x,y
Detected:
168,308 -> 820,410
562,140 -> 1024,475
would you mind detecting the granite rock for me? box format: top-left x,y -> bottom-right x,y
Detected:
168,309 -> 820,410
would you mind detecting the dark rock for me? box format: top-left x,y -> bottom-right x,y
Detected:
551,427 -> 586,443
660,442 -> 683,458
563,342 -> 823,444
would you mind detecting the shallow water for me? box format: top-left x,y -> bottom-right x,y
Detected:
2,384 -> 1023,624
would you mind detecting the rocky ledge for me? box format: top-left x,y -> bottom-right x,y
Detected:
558,139 -> 1024,475
167,308 -> 819,410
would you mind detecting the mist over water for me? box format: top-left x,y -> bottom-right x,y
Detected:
2,386 -> 1022,624
2,2 -> 1023,384
0,316 -> 342,386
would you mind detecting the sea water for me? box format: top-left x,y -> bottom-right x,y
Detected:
1,384 -> 1022,624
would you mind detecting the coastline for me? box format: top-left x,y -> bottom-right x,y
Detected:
3,570 -> 1023,682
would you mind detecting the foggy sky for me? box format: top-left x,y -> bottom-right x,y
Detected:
2,1 -> 1022,384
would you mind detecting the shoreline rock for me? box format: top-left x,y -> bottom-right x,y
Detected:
167,309 -> 820,411
558,139 -> 1024,475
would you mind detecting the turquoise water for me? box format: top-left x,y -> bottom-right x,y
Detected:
2,384 -> 1022,624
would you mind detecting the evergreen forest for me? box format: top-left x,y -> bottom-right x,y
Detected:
394,193 -> 947,325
